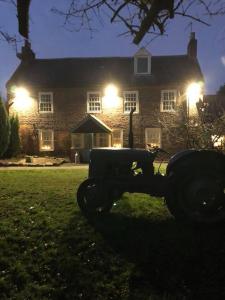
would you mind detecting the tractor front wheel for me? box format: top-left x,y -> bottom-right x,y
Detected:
77,178 -> 113,217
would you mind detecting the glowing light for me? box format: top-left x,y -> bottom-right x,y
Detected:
186,82 -> 202,115
13,87 -> 31,111
104,84 -> 119,108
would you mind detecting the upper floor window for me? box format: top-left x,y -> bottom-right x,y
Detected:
39,129 -> 54,151
134,47 -> 151,75
160,90 -> 177,112
123,91 -> 139,113
39,92 -> 53,113
87,92 -> 101,113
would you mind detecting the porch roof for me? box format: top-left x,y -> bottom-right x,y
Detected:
71,114 -> 112,134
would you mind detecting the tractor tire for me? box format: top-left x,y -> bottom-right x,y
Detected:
166,159 -> 225,224
77,178 -> 113,217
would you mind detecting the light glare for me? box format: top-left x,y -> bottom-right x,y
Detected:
13,87 -> 31,111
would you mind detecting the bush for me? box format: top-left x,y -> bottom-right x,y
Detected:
0,96 -> 10,158
4,114 -> 21,158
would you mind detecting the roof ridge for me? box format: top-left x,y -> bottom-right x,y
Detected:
35,54 -> 188,61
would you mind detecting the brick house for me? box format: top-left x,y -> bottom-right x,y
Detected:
7,32 -> 203,162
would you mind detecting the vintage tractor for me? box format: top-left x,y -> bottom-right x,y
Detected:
77,111 -> 225,224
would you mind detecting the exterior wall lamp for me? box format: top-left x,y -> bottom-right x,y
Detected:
186,82 -> 203,117
103,84 -> 119,109
8,86 -> 32,113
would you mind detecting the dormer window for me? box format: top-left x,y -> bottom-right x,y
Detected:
134,48 -> 151,75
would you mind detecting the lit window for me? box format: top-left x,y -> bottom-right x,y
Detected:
71,134 -> 84,149
93,133 -> 110,147
87,92 -> 101,113
161,90 -> 177,112
39,92 -> 53,113
145,128 -> 161,148
124,91 -> 139,113
39,130 -> 54,151
112,129 -> 123,148
212,135 -> 225,149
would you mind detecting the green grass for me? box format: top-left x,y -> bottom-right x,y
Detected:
0,168 -> 225,299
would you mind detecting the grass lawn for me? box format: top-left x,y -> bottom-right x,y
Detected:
0,167 -> 225,299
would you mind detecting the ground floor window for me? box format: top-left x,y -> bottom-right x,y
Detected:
71,133 -> 84,149
39,129 -> 54,151
93,133 -> 111,147
112,129 -> 123,148
145,128 -> 161,148
212,135 -> 225,149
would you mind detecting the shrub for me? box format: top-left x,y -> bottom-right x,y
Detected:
0,96 -> 10,158
4,114 -> 21,158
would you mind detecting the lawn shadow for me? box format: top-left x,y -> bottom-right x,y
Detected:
56,207 -> 225,300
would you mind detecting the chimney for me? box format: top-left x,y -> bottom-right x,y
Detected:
187,32 -> 197,59
17,40 -> 35,62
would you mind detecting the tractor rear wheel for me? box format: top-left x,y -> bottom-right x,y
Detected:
166,168 -> 225,224
77,178 -> 113,217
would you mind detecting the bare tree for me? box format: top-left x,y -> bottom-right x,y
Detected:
1,1 -> 225,45
159,97 -> 225,151
52,0 -> 225,44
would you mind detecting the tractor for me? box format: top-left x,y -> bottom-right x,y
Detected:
77,110 -> 225,224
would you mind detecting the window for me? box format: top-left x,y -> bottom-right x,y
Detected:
123,91 -> 139,113
87,92 -> 101,113
136,57 -> 149,74
39,130 -> 54,151
39,92 -> 53,113
212,135 -> 225,149
134,48 -> 151,75
71,134 -> 84,149
93,133 -> 110,147
145,128 -> 161,148
112,129 -> 123,148
161,90 -> 177,112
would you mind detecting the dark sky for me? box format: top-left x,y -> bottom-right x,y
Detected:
0,1 -> 224,98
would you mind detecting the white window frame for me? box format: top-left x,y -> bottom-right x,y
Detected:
38,92 -> 54,113
145,128 -> 161,148
160,90 -> 177,112
123,91 -> 139,114
39,129 -> 54,151
87,91 -> 102,113
134,56 -> 151,75
71,133 -> 84,149
112,129 -> 123,148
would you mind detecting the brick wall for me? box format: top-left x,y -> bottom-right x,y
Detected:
9,83 -> 187,157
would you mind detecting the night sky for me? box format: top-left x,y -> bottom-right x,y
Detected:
0,1 -> 224,98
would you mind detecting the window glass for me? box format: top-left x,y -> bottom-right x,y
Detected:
161,90 -> 176,112
71,134 -> 84,149
39,130 -> 54,151
145,128 -> 161,148
93,133 -> 110,147
87,92 -> 101,113
137,57 -> 148,73
39,93 -> 53,112
124,91 -> 138,113
112,129 -> 123,148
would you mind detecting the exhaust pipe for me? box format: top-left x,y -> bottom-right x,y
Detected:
129,108 -> 135,148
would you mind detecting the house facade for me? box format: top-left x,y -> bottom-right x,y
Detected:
7,33 -> 204,161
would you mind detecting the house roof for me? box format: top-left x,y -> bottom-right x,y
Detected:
72,114 -> 112,133
7,55 -> 203,89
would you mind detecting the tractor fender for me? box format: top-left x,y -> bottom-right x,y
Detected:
166,149 -> 225,177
